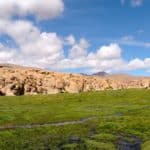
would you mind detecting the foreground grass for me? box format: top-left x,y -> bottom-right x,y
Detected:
0,89 -> 149,149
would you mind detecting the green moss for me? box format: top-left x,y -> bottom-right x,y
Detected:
62,143 -> 79,149
61,143 -> 87,150
0,89 -> 149,149
91,133 -> 117,142
142,141 -> 150,150
85,139 -> 115,150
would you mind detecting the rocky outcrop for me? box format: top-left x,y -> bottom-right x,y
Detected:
0,64 -> 149,96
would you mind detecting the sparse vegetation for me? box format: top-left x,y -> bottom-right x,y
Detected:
0,89 -> 149,149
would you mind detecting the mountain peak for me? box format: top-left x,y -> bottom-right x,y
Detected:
92,71 -> 109,76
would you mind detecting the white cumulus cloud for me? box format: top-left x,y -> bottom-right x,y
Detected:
65,35 -> 76,45
0,0 -> 64,20
0,0 -> 149,74
121,0 -> 144,7
128,58 -> 150,70
69,38 -> 89,59
96,43 -> 121,59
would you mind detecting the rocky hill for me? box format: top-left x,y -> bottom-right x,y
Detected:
0,64 -> 150,96
92,71 -> 109,76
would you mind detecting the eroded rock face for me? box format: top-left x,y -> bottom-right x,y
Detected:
0,64 -> 150,96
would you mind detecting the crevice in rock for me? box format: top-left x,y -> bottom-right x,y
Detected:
0,91 -> 5,96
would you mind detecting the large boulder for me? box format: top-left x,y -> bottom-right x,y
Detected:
3,82 -> 24,96
65,81 -> 81,93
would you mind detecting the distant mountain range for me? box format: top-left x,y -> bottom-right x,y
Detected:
92,71 -> 109,76
80,71 -> 109,77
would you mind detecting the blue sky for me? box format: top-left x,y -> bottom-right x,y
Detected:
0,0 -> 149,75
40,0 -> 149,57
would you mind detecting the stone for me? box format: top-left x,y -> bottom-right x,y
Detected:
65,81 -> 81,93
0,64 -> 149,96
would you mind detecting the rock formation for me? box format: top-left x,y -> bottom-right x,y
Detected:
0,64 -> 149,96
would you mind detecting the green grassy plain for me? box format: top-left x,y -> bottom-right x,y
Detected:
0,89 -> 149,149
